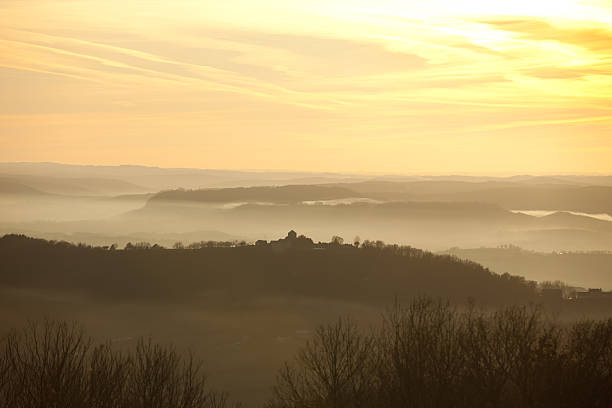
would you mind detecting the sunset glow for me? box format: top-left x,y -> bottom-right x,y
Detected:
1,0 -> 611,173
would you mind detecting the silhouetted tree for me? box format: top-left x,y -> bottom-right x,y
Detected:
0,319 -> 235,408
330,236 -> 344,246
268,298 -> 612,408
267,318 -> 377,408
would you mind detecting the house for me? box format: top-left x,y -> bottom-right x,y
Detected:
269,231 -> 314,249
575,288 -> 612,300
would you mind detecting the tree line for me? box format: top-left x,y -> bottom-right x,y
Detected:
2,299 -> 612,408
0,234 -> 537,305
267,298 -> 612,408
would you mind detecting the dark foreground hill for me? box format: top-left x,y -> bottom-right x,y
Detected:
0,233 -> 537,306
1,233 -> 610,406
4,301 -> 612,408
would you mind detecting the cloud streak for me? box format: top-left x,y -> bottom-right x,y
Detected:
1,0 -> 611,173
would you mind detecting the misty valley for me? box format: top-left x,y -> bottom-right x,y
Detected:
2,163 -> 612,254
1,163 -> 612,407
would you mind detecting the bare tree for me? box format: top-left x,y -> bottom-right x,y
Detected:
267,318 -> 377,408
124,338 -> 227,408
377,298 -> 467,408
87,344 -> 130,408
2,319 -> 91,408
267,298 -> 612,408
0,320 -> 235,408
560,319 -> 612,407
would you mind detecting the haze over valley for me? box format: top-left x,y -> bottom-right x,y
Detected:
2,162 -> 612,254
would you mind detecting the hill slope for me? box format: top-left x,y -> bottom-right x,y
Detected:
0,234 -> 536,305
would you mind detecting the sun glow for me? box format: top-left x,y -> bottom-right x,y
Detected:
1,0 -> 611,173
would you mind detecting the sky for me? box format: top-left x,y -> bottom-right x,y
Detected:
1,0 -> 611,174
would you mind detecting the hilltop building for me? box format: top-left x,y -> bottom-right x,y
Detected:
575,288 -> 612,300
269,230 -> 314,249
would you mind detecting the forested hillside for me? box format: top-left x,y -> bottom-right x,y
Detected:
0,234 -> 536,305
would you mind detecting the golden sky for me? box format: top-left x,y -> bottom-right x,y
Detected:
1,0 -> 611,174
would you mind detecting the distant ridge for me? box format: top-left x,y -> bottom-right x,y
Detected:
150,185 -> 360,204
0,178 -> 50,196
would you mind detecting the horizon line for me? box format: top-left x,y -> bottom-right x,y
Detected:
1,161 -> 611,178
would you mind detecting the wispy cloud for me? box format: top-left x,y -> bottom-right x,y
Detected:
1,0 -> 612,173
481,18 -> 612,51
